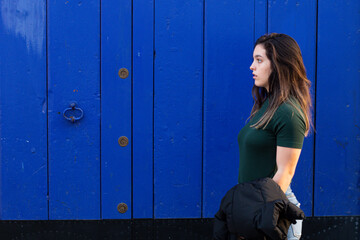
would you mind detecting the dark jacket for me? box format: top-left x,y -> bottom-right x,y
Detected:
213,178 -> 305,240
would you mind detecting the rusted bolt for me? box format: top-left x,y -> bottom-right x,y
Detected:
117,203 -> 128,214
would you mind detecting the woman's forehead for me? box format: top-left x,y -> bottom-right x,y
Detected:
253,44 -> 266,57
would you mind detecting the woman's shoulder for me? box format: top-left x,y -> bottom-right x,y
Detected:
273,98 -> 305,125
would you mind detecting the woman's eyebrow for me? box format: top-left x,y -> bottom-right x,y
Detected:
253,54 -> 263,58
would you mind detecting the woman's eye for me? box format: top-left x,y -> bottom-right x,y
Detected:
257,59 -> 262,63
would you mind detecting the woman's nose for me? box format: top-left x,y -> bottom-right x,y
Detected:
250,64 -> 255,70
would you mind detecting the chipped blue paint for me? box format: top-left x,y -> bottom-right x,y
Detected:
1,0 -> 45,56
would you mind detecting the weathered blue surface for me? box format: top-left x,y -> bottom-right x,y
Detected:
315,0 -> 360,216
0,0 -> 47,220
0,0 -> 359,220
154,0 -> 204,218
133,0 -> 154,219
203,0 -> 255,218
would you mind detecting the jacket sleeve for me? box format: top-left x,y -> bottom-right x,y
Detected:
213,207 -> 229,240
254,200 -> 288,240
213,189 -> 233,240
283,201 -> 306,224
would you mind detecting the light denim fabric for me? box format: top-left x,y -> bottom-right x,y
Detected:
285,185 -> 302,240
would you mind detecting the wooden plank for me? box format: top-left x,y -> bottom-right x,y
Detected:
0,1 -> 47,220
48,0 -> 100,219
154,0 -> 203,218
315,0 -> 360,216
267,0 -> 317,217
203,0 -> 255,218
133,0 -> 154,218
101,0 -> 132,219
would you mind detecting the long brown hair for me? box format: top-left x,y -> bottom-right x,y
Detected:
248,33 -> 314,137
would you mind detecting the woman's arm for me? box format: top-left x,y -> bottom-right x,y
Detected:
272,146 -> 302,193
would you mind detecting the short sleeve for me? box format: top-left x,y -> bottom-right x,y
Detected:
273,104 -> 306,149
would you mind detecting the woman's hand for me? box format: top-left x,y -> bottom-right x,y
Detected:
272,146 -> 302,192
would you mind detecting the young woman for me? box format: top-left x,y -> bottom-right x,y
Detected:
237,33 -> 313,239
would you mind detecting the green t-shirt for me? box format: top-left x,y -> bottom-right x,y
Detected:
237,97 -> 306,184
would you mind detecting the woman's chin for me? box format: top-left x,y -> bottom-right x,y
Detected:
254,82 -> 262,88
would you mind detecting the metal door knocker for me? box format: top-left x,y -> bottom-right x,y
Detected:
63,102 -> 84,123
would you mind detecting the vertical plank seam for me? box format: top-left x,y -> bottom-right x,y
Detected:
99,0 -> 102,220
201,0 -> 205,219
152,0 -> 156,222
312,0 -> 319,217
46,0 -> 50,220
131,0 -> 134,222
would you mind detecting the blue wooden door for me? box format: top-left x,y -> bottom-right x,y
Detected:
48,0 -> 133,220
0,0 -> 133,220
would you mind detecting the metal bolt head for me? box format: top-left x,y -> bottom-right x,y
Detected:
118,136 -> 129,147
118,68 -> 129,79
117,203 -> 128,214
